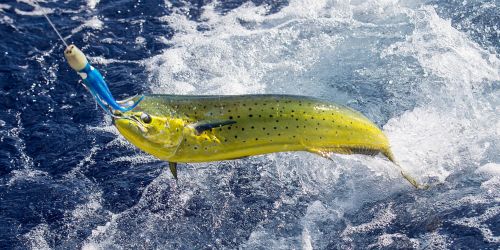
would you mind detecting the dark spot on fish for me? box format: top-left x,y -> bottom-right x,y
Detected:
251,126 -> 255,129
269,115 -> 273,118
276,120 -> 279,122
274,127 -> 277,129
228,110 -> 231,113
237,115 -> 241,118
259,115 -> 262,117
255,138 -> 258,141
242,128 -> 245,131
194,146 -> 198,150
228,127 -> 231,130
285,126 -> 288,129
229,116 -> 233,120
234,136 -> 238,139
249,108 -> 252,111
291,110 -> 295,112
278,133 -> 281,136
249,114 -> 253,117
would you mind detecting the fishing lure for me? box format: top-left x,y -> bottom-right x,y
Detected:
64,45 -> 142,115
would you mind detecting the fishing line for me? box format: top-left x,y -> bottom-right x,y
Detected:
32,0 -> 68,47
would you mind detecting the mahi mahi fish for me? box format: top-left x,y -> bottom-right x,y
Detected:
113,94 -> 424,188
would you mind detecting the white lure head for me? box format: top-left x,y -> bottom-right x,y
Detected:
64,44 -> 88,71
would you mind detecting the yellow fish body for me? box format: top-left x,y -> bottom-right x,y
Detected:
114,94 -> 422,188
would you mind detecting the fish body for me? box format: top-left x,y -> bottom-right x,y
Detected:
114,94 -> 394,163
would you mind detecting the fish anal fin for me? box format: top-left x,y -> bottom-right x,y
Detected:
169,162 -> 178,180
192,120 -> 237,135
307,148 -> 334,161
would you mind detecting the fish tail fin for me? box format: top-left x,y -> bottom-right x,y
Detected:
383,149 -> 429,190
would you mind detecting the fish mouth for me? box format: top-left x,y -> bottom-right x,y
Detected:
113,115 -> 148,133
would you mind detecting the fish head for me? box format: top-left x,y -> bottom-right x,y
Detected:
113,111 -> 185,159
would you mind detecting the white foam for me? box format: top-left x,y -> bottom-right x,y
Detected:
23,224 -> 51,250
71,16 -> 104,34
87,0 -> 100,9
420,232 -> 450,249
0,3 -> 11,11
14,0 -> 54,16
341,203 -> 396,237
369,233 -> 420,249
476,163 -> 500,176
453,206 -> 500,243
87,56 -> 142,66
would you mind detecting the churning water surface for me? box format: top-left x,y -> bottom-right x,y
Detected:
0,0 -> 499,249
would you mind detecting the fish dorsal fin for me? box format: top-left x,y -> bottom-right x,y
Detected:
169,162 -> 178,180
191,120 -> 237,135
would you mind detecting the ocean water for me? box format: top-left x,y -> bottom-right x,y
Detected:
0,0 -> 499,249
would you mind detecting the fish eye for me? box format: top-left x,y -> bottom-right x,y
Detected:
140,113 -> 152,124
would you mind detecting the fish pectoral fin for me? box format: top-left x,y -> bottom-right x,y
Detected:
191,120 -> 237,135
306,148 -> 334,161
169,162 -> 178,180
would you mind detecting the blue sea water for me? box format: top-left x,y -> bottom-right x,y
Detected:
0,0 -> 499,249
